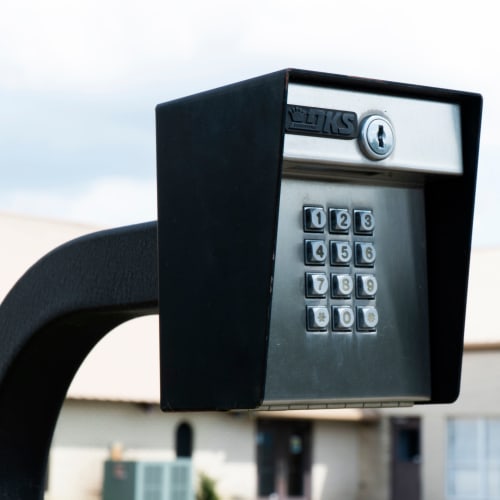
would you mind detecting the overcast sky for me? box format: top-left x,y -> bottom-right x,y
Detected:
0,0 -> 498,246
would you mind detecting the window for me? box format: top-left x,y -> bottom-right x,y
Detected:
447,418 -> 500,499
175,422 -> 193,458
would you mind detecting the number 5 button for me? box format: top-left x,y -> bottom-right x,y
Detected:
330,241 -> 352,266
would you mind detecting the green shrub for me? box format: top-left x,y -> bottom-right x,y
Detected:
196,472 -> 220,500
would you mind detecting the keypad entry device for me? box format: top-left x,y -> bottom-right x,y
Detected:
156,69 -> 481,411
263,179 -> 430,408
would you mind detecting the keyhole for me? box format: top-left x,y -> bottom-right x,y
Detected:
378,125 -> 385,148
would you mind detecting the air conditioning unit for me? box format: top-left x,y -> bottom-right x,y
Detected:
102,459 -> 194,500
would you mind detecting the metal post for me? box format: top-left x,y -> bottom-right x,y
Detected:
0,221 -> 158,499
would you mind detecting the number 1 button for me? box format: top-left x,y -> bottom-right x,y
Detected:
304,207 -> 327,232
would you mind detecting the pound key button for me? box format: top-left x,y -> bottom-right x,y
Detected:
307,306 -> 330,331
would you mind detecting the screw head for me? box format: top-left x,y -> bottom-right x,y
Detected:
359,115 -> 395,160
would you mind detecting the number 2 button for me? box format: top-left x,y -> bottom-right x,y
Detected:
329,208 -> 351,233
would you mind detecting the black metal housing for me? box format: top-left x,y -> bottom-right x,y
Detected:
156,69 -> 482,410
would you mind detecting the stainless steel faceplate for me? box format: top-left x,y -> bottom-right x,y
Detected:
284,83 -> 462,175
262,177 -> 431,409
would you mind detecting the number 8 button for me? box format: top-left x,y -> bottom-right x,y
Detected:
331,274 -> 354,298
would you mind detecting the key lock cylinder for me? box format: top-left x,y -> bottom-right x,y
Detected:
359,114 -> 395,160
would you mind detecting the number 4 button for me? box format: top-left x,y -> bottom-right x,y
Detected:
305,240 -> 327,265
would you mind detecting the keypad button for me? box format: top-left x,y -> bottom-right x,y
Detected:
331,274 -> 354,298
305,273 -> 329,297
355,242 -> 376,267
357,306 -> 379,331
332,306 -> 355,331
354,210 -> 375,234
356,274 -> 378,298
307,306 -> 330,331
304,206 -> 327,232
330,241 -> 352,266
305,240 -> 327,265
329,208 -> 351,233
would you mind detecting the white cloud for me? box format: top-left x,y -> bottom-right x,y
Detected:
1,176 -> 157,228
1,0 -> 498,95
0,0 -> 499,246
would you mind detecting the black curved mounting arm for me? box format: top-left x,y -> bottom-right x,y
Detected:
0,221 -> 158,499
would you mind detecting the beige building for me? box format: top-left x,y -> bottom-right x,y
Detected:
1,212 -> 499,500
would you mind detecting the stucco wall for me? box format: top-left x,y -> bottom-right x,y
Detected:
49,400 -> 374,500
312,420 -> 361,500
379,348 -> 500,500
48,400 -> 257,500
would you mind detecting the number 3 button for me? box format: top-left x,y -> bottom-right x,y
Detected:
354,210 -> 375,234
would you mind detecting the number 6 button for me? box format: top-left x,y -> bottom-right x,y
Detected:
355,242 -> 376,267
